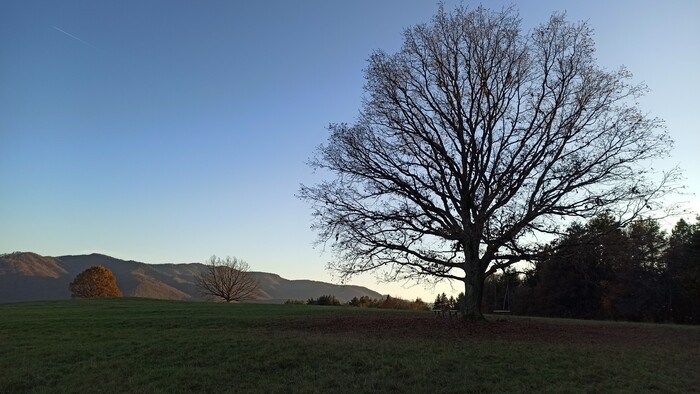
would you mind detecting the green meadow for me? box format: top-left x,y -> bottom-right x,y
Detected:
1,298 -> 698,393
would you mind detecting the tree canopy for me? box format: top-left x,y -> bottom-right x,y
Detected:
495,215 -> 700,323
300,5 -> 679,320
69,265 -> 123,299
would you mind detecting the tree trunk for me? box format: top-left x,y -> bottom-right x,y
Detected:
463,265 -> 485,321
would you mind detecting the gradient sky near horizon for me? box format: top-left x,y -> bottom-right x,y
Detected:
2,0 -> 699,300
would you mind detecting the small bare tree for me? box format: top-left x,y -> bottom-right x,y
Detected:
195,256 -> 259,303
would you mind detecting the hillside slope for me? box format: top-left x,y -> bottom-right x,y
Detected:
0,252 -> 383,303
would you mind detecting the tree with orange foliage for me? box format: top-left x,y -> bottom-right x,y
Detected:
69,265 -> 123,298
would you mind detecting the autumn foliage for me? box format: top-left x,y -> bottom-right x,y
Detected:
69,266 -> 123,298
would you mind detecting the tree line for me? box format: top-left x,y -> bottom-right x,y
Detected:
477,215 -> 700,324
286,295 -> 430,311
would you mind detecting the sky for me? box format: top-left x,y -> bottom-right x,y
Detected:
1,0 -> 699,301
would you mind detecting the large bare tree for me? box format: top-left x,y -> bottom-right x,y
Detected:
195,256 -> 260,303
299,5 -> 680,320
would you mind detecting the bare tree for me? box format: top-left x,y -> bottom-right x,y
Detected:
195,256 -> 260,303
299,5 -> 681,320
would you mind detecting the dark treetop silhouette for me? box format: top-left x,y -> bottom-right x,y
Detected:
299,5 -> 680,320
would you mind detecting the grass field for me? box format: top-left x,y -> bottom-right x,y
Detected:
1,298 -> 699,393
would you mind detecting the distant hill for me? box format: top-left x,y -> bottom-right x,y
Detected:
0,252 -> 383,303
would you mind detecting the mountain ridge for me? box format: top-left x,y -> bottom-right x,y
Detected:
0,252 -> 383,303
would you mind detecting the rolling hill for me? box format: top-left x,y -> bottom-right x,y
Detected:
0,252 -> 383,303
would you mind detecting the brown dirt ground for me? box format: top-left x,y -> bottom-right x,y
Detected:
281,312 -> 700,350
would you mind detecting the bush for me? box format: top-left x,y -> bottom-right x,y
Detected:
69,266 -> 123,298
349,295 -> 381,308
348,295 -> 430,311
307,295 -> 341,306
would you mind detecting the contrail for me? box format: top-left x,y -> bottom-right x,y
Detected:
52,26 -> 101,51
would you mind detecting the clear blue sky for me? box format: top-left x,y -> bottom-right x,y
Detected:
2,0 -> 698,300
